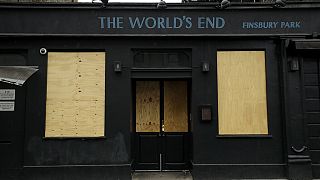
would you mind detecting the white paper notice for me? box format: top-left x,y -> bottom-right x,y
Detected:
0,102 -> 15,111
0,89 -> 15,100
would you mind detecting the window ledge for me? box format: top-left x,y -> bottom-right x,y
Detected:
216,134 -> 272,138
43,136 -> 106,140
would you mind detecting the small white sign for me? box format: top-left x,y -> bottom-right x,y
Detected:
0,89 -> 15,100
0,101 -> 15,111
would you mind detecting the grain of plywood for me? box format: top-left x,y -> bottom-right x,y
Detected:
164,81 -> 188,132
217,51 -> 268,135
135,81 -> 160,132
45,52 -> 105,137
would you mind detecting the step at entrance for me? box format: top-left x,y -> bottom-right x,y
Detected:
132,171 -> 193,180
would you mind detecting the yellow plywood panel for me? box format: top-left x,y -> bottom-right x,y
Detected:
164,81 -> 188,132
45,101 -> 76,137
217,51 -> 268,135
46,53 -> 77,101
136,81 -> 160,132
45,52 -> 105,137
74,100 -> 105,137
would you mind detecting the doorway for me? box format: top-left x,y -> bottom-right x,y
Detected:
133,80 -> 190,171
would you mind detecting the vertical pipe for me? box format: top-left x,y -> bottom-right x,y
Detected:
160,153 -> 162,171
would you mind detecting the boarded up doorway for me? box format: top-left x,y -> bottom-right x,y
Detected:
133,80 -> 190,171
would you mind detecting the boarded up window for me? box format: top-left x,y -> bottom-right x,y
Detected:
164,81 -> 188,132
136,81 -> 160,132
217,51 -> 268,135
45,52 -> 105,137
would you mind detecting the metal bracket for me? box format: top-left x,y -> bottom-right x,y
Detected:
289,59 -> 299,71
291,146 -> 307,153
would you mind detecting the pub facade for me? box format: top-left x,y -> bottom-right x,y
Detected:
0,1 -> 319,179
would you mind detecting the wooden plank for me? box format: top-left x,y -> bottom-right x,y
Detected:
309,138 -> 320,150
303,58 -> 319,74
304,74 -> 319,86
305,99 -> 320,113
306,112 -> 320,124
217,51 -> 268,135
308,124 -> 320,137
45,52 -> 105,137
46,53 -> 77,101
75,53 -> 105,101
305,86 -> 319,99
136,81 -> 160,132
310,150 -> 320,164
164,81 -> 188,132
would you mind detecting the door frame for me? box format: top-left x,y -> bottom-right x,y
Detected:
131,79 -> 192,171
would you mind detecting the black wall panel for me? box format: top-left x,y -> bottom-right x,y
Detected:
0,37 -> 286,179
192,40 -> 284,165
0,52 -> 27,170
302,56 -> 320,166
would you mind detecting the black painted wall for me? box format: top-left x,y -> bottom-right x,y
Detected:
191,39 -> 286,179
2,3 -> 320,178
0,37 -> 289,179
0,51 -> 27,168
300,52 -> 320,179
0,37 -> 134,180
192,40 -> 284,163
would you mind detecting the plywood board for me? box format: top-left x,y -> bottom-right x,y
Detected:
136,81 -> 160,132
164,81 -> 188,132
45,52 -> 105,137
217,51 -> 268,135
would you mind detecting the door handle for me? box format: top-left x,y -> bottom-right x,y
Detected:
162,119 -> 165,132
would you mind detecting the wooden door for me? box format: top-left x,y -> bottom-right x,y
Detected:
133,80 -> 189,171
163,81 -> 189,170
134,81 -> 161,170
